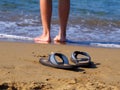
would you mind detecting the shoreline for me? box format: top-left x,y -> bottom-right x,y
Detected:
0,41 -> 120,89
0,38 -> 120,49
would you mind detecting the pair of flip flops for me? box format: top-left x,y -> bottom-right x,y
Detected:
39,51 -> 91,70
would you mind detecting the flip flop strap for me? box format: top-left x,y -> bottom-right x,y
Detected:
71,51 -> 91,64
49,53 -> 69,65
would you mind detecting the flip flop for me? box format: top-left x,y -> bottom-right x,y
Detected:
71,51 -> 91,67
39,53 -> 79,70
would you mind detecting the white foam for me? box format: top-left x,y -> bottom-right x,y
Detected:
91,43 -> 120,48
0,34 -> 33,41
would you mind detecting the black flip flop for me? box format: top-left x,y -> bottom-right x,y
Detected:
39,53 -> 79,70
71,51 -> 91,67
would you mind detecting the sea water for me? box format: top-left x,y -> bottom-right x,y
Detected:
0,0 -> 120,48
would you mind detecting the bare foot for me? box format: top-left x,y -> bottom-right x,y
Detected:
34,40 -> 50,44
54,40 -> 66,45
54,35 -> 66,42
34,34 -> 51,42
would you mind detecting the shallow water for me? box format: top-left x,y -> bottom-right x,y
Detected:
0,0 -> 120,48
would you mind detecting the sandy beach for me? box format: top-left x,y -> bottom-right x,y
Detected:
0,41 -> 120,90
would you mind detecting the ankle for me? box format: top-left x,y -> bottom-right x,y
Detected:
59,33 -> 66,40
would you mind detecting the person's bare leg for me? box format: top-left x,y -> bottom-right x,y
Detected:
34,0 -> 52,42
54,0 -> 70,42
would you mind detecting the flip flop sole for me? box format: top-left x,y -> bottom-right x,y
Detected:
75,61 -> 91,67
39,58 -> 78,70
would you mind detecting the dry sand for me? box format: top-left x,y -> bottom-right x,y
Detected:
0,41 -> 120,90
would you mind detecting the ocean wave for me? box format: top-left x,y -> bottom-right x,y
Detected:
91,43 -> 120,48
0,20 -> 120,41
0,19 -> 120,48
0,33 -> 33,41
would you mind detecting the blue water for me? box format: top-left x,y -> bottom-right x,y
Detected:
0,0 -> 120,48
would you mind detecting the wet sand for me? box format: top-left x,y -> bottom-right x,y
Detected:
0,41 -> 120,90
